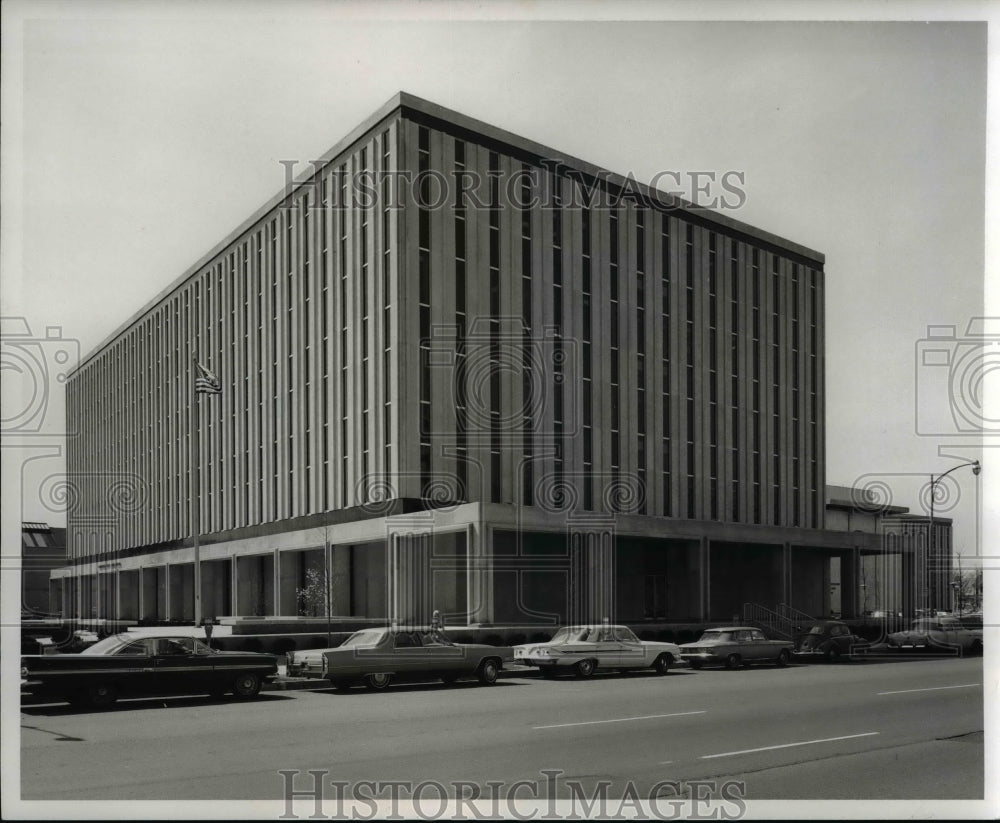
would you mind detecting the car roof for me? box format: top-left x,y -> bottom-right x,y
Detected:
702,626 -> 759,631
557,625 -> 633,631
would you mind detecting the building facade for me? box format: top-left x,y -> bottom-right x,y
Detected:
55,93 -> 879,627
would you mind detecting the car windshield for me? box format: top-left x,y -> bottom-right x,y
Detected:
807,626 -> 827,635
340,629 -> 386,649
550,627 -> 589,643
698,630 -> 735,643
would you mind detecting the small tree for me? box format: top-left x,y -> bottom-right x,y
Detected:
296,567 -> 329,618
950,567 -> 980,614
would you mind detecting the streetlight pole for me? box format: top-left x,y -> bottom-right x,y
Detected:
928,459 -> 980,616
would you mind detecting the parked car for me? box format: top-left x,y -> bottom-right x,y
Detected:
286,626 -> 513,690
21,633 -> 278,708
886,617 -> 983,655
792,620 -> 871,661
679,627 -> 794,669
512,624 -> 680,678
958,613 -> 983,631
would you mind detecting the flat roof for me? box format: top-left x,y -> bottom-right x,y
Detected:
75,91 -> 826,372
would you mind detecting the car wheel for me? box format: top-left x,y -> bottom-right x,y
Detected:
574,658 -> 597,678
477,659 -> 500,686
970,639 -> 983,656
653,654 -> 673,675
364,672 -> 392,691
87,682 -> 118,708
689,660 -> 703,670
440,673 -> 460,685
824,646 -> 840,662
233,672 -> 262,698
725,653 -> 742,670
775,649 -> 790,668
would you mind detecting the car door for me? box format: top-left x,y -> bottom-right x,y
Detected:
152,637 -> 210,695
613,626 -> 647,668
938,619 -> 961,650
742,629 -> 767,661
416,630 -> 465,674
588,626 -> 624,668
110,637 -> 156,695
389,631 -> 426,675
924,621 -> 948,650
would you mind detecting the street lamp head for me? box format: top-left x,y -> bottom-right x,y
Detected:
972,460 -> 981,476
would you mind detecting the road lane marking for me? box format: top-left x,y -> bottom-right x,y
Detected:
700,732 -> 879,759
877,683 -> 980,696
532,710 -> 706,730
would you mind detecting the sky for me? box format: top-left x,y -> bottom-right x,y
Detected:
2,3 -> 995,565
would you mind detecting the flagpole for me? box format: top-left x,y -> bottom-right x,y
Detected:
192,354 -> 202,627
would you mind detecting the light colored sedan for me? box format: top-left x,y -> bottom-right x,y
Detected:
513,624 -> 681,678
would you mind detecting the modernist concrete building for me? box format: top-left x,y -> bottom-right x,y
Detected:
56,92 -> 889,627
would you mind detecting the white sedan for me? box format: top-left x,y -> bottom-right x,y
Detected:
513,625 -> 681,678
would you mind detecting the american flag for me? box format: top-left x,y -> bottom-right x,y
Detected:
194,361 -> 222,395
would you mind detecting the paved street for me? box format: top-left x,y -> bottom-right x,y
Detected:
20,656 -> 983,802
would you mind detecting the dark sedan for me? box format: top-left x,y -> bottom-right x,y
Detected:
287,627 -> 513,690
792,620 -> 871,661
21,633 -> 278,708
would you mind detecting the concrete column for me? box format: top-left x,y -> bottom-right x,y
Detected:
568,515 -> 615,624
137,566 -> 144,620
842,548 -> 860,618
701,537 -> 710,621
278,551 -> 301,616
330,543 -> 351,616
141,568 -> 158,620
230,555 -> 239,618
467,521 -> 493,626
782,543 -> 792,607
388,529 -> 433,626
272,549 -> 281,617
164,565 -> 171,621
